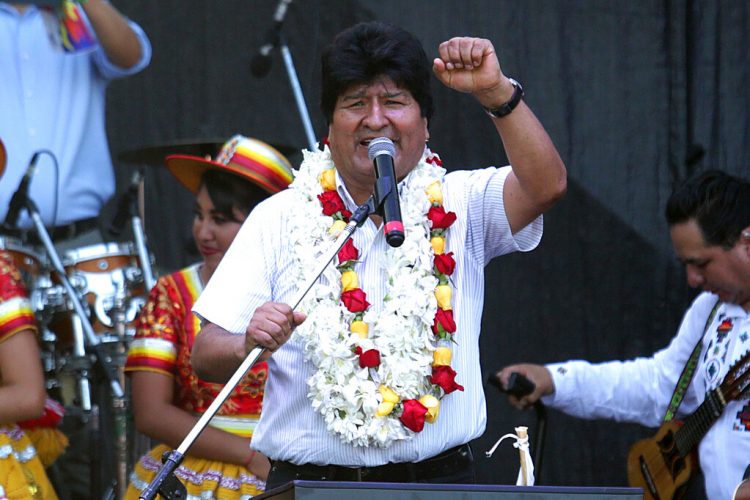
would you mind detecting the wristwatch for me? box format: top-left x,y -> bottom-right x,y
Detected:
483,78 -> 524,118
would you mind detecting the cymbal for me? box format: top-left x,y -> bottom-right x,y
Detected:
117,138 -> 299,166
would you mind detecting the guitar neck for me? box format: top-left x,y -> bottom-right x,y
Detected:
674,388 -> 726,455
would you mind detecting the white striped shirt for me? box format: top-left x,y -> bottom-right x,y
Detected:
194,165 -> 542,466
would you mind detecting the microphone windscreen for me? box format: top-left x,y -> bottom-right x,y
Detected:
367,137 -> 396,159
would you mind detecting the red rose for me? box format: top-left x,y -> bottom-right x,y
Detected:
357,348 -> 381,368
338,239 -> 359,265
433,252 -> 456,276
341,288 -> 370,312
430,365 -> 464,394
318,191 -> 347,216
428,205 -> 457,229
400,399 -> 428,432
431,308 -> 456,335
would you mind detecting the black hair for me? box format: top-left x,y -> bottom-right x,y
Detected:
320,21 -> 433,126
665,169 -> 750,248
201,169 -> 267,222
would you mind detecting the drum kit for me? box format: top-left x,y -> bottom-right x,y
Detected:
0,138 -> 297,499
0,234 -> 149,499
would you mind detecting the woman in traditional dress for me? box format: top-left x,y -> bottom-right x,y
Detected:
124,135 -> 293,499
0,249 -> 59,500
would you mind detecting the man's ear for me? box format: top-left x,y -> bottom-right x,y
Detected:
741,227 -> 750,257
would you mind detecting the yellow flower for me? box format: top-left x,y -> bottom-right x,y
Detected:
433,346 -> 452,366
435,284 -> 452,310
419,394 -> 440,423
319,169 -> 336,191
350,320 -> 368,339
328,219 -> 347,236
376,401 -> 395,417
425,181 -> 443,204
430,236 -> 445,255
341,270 -> 358,292
379,385 -> 400,403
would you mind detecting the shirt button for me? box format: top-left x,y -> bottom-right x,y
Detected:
28,128 -> 37,136
25,89 -> 33,98
21,52 -> 29,60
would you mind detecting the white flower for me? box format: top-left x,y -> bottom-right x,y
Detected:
291,144 -> 455,447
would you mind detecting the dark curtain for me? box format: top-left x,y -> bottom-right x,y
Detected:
102,0 -> 750,494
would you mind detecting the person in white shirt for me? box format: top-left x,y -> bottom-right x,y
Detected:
191,21 -> 567,490
497,170 -> 750,500
0,0 -> 151,249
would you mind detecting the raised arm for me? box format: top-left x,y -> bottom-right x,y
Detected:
81,0 -> 143,68
433,37 -> 567,233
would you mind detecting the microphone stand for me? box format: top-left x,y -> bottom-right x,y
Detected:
18,189 -> 127,497
22,197 -> 125,400
277,32 -> 317,151
139,197 -> 376,500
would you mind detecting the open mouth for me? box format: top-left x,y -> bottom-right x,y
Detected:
360,137 -> 396,147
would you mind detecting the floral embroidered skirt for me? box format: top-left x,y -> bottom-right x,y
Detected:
21,428 -> 68,469
125,444 -> 265,500
0,425 -> 58,500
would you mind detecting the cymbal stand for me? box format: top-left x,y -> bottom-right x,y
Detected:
111,168 -> 156,291
131,172 -> 155,291
103,275 -> 130,500
139,197 -> 375,500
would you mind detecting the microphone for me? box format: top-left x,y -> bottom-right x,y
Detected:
3,152 -> 40,229
368,137 -> 404,247
108,169 -> 143,237
250,0 -> 293,78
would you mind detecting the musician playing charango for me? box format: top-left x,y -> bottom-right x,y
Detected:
497,170 -> 750,499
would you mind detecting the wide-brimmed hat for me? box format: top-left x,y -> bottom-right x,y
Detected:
165,135 -> 294,195
0,138 -> 6,180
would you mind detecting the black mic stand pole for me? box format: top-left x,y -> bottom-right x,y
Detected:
139,198 -> 376,500
277,32 -> 317,151
21,192 -> 127,497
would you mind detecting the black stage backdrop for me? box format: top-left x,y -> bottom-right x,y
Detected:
101,1 -> 749,496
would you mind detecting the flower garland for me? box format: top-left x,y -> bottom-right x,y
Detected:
288,144 -> 463,447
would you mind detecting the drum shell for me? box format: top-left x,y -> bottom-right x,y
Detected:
47,242 -> 146,349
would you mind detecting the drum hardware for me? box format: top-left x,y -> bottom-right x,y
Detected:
108,168 -> 156,293
16,193 -> 125,411
107,273 -> 131,499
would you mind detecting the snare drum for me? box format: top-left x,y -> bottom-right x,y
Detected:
0,236 -> 46,290
48,242 -> 147,348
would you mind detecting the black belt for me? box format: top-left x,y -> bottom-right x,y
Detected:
18,217 -> 99,244
271,443 -> 473,483
49,217 -> 99,241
